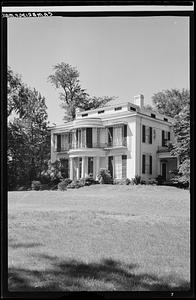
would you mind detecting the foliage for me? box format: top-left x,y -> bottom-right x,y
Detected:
31,181 -> 42,191
113,178 -> 131,185
58,179 -> 72,191
131,175 -> 141,185
48,62 -> 114,121
97,169 -> 113,184
67,180 -> 84,189
152,89 -> 190,118
7,68 -> 50,190
156,175 -> 165,185
152,88 -> 190,187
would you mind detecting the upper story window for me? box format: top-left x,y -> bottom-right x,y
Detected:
130,106 -> 136,111
151,113 -> 156,118
142,125 -> 152,144
114,106 -> 122,111
82,113 -> 88,117
98,110 -> 105,114
162,130 -> 170,146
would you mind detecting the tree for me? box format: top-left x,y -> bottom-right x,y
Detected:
152,88 -> 190,186
48,62 -> 115,120
152,88 -> 189,118
8,68 -> 50,189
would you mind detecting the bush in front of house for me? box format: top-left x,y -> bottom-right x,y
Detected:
113,178 -> 131,185
97,168 -> 113,184
156,175 -> 165,185
31,180 -> 42,190
67,180 -> 85,189
131,175 -> 141,185
58,179 -> 72,191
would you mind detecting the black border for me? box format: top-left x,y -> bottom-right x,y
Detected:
1,1 -> 194,299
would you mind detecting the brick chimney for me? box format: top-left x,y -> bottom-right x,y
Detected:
134,94 -> 144,107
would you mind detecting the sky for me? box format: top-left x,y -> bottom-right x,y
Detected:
8,16 -> 189,124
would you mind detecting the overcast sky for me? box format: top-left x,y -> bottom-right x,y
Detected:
8,16 -> 189,124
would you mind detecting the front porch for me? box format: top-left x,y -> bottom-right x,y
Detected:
157,151 -> 178,181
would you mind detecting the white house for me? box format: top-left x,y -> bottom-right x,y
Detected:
49,95 -> 178,182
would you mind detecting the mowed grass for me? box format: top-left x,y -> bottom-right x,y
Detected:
8,185 -> 190,291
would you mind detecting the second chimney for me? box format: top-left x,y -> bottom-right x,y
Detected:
134,94 -> 144,107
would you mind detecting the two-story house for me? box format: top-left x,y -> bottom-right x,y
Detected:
49,95 -> 178,182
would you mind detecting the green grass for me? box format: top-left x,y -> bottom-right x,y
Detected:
8,185 -> 190,291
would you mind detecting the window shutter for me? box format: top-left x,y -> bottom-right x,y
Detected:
149,155 -> 152,174
168,132 -> 170,141
142,125 -> 146,143
162,130 -> 165,146
142,155 -> 145,174
57,134 -> 61,152
123,125 -> 127,137
149,127 -> 152,144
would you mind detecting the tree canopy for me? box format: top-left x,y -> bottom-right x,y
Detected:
8,68 -> 50,190
152,88 -> 190,186
48,62 -> 115,121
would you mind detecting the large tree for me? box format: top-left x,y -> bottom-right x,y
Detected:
152,88 -> 190,186
48,62 -> 115,121
152,88 -> 189,118
8,68 -> 50,189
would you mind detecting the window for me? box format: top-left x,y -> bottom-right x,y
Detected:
164,118 -> 168,122
98,110 -> 105,114
108,127 -> 113,146
88,157 -> 94,175
142,125 -> 152,144
114,107 -> 122,111
82,113 -> 88,117
130,106 -> 136,111
122,155 -> 127,178
151,113 -> 156,118
162,130 -> 170,146
142,154 -> 152,174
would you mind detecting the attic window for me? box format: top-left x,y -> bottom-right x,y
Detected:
98,110 -> 105,114
164,117 -> 168,122
114,106 -> 122,111
82,113 -> 88,117
151,113 -> 156,118
130,107 -> 136,111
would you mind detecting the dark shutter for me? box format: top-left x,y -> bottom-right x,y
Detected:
86,128 -> 92,148
149,156 -> 152,175
57,135 -> 61,152
142,155 -> 145,174
122,155 -> 127,178
142,125 -> 146,143
123,125 -> 127,137
149,127 -> 152,144
168,132 -> 170,141
162,130 -> 165,146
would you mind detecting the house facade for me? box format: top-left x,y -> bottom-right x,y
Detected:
49,95 -> 178,182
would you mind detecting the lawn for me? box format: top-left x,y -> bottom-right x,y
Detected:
8,185 -> 190,291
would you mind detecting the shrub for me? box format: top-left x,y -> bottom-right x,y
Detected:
58,179 -> 72,191
67,180 -> 84,189
131,175 -> 141,185
113,178 -> 131,185
31,180 -> 42,191
148,178 -> 157,185
97,169 -> 113,184
156,175 -> 164,185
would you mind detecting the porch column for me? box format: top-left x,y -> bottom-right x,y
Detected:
81,157 -> 85,178
69,157 -> 74,180
96,156 -> 100,178
76,158 -> 80,180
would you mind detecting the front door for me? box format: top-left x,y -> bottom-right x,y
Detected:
161,162 -> 167,181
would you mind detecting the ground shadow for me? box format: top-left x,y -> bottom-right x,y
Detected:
8,255 -> 190,291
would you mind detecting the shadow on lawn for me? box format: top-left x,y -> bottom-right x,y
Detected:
8,255 -> 190,292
